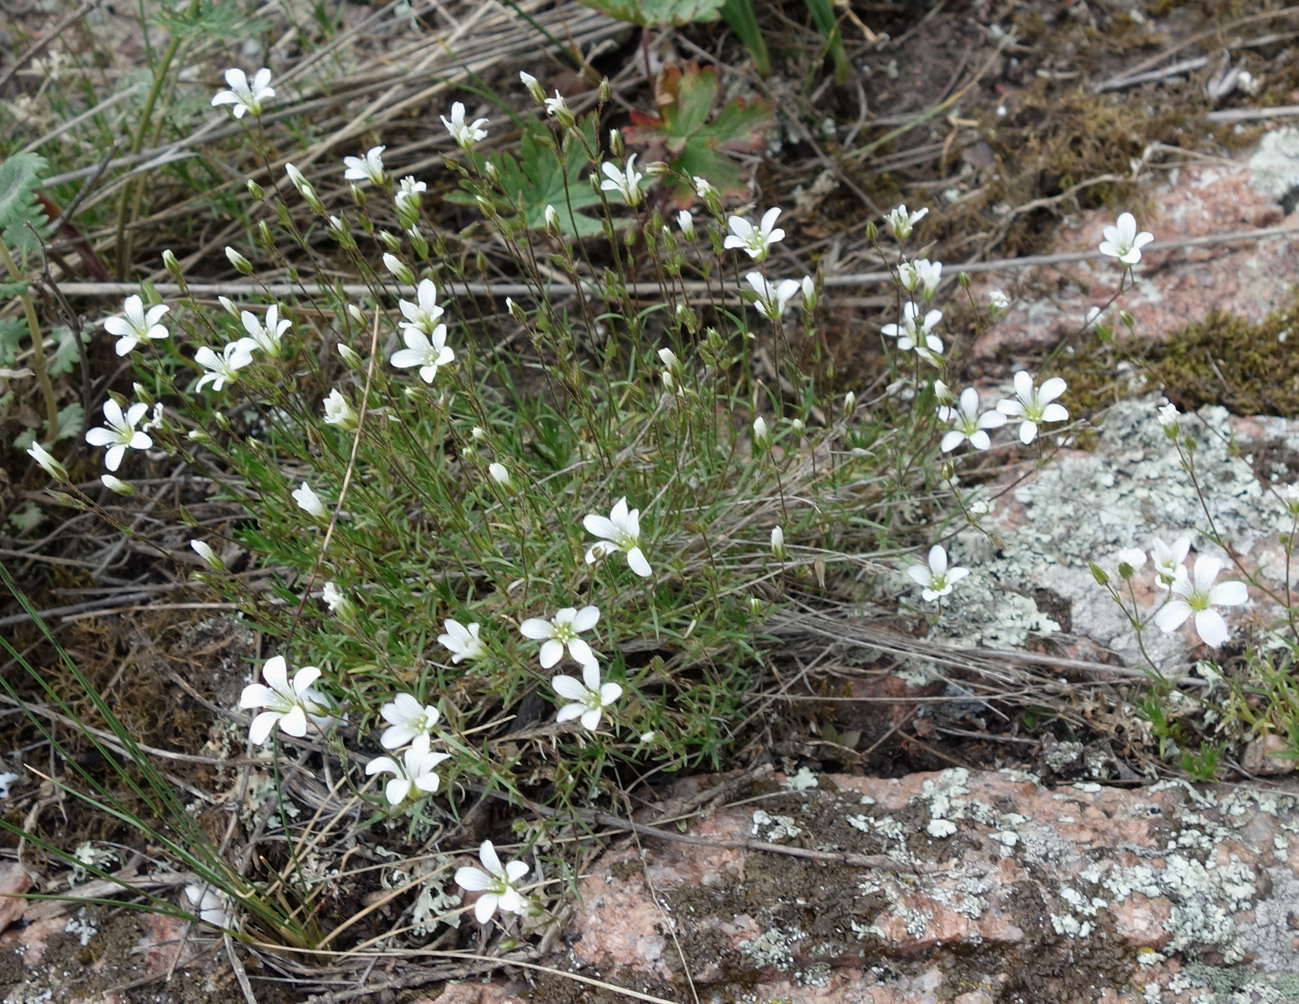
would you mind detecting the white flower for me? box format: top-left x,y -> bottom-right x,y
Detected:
1099,212 -> 1153,265
322,389 -> 357,429
1116,547 -> 1147,576
543,90 -> 571,122
391,324 -> 454,383
85,400 -> 152,472
801,275 -> 818,310
238,656 -> 333,745
599,155 -> 644,207
191,540 -> 223,570
211,67 -> 274,119
677,210 -> 696,240
441,102 -> 489,150
1150,535 -> 1191,588
321,581 -> 354,619
365,732 -> 451,805
455,841 -> 532,924
378,692 -> 441,750
939,387 -> 1007,452
142,402 -> 165,433
693,176 -> 716,200
184,884 -> 232,928
898,258 -> 942,299
907,544 -> 968,602
1156,402 -> 1179,430
1153,555 -> 1248,648
238,305 -> 290,357
104,295 -> 169,356
343,145 -> 386,186
745,272 -> 800,322
753,415 -> 770,446
724,208 -> 784,260
439,619 -> 486,663
771,526 -> 785,560
399,279 -> 445,335
488,462 -> 512,488
520,605 -> 600,669
881,301 -> 942,355
988,289 -> 1010,312
26,441 -> 67,480
884,204 -> 927,240
996,370 -> 1069,444
395,176 -> 426,217
194,341 -> 255,392
553,660 -> 622,731
583,497 -> 651,577
292,482 -> 327,519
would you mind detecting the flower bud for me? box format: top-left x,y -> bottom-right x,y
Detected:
347,304 -> 366,324
350,183 -> 366,208
506,297 -> 527,323
471,426 -> 487,441
382,253 -> 415,286
801,275 -> 818,310
753,416 -> 770,447
101,474 -> 134,495
544,203 -> 560,236
771,526 -> 786,561
488,462 -> 513,489
26,441 -> 68,481
958,270 -> 971,289
162,249 -> 182,280
598,77 -> 611,103
484,160 -> 498,184
1089,561 -> 1110,587
191,540 -> 224,570
338,343 -> 363,367
843,391 -> 856,413
256,219 -> 274,249
246,179 -> 264,201
224,246 -> 253,275
378,229 -> 402,253
677,210 -> 696,240
407,225 -> 429,260
520,71 -> 546,104
865,221 -> 878,241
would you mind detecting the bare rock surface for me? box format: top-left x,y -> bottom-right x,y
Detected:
424,769 -> 1299,1003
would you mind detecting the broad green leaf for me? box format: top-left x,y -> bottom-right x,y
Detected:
623,62 -> 772,207
448,116 -> 609,237
579,0 -> 723,27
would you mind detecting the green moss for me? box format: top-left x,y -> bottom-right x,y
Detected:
1146,298 -> 1299,418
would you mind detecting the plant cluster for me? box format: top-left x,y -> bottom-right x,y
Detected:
10,51 -> 1299,954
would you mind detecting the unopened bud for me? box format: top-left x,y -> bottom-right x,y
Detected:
101,474 -> 134,496
519,71 -> 546,104
771,526 -> 786,561
246,179 -> 264,201
378,230 -> 402,253
544,203 -> 560,236
162,249 -> 181,279
224,246 -> 253,275
608,129 -> 624,157
382,253 -> 415,285
256,219 -> 274,249
338,344 -> 362,367
598,77 -> 611,103
489,462 -> 514,489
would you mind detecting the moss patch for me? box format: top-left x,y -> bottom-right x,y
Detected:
1145,302 -> 1299,417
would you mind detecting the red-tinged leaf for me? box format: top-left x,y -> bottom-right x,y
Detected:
623,62 -> 772,208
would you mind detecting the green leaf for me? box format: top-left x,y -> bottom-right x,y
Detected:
448,117 -> 608,237
48,326 -> 88,379
0,152 -> 51,256
623,62 -> 772,207
579,0 -> 724,27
